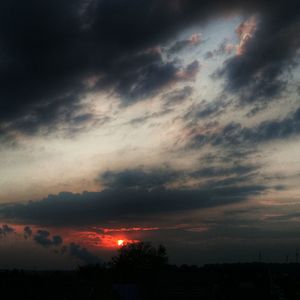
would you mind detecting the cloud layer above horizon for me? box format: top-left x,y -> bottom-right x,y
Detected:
0,0 -> 300,267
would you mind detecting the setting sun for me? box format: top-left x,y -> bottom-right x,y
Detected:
117,240 -> 124,247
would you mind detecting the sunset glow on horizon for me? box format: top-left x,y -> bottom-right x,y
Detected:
0,0 -> 299,269
117,240 -> 124,247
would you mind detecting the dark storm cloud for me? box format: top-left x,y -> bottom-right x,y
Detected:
96,52 -> 180,105
34,230 -> 63,247
101,164 -> 258,190
191,107 -> 300,147
0,0 -> 86,132
100,168 -> 181,189
0,0 -> 299,136
0,169 -> 266,226
10,94 -> 82,135
0,0 -> 192,136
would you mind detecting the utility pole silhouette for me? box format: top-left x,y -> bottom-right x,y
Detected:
258,251 -> 262,263
285,254 -> 289,263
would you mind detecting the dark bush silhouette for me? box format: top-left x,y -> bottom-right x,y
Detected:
111,241 -> 168,271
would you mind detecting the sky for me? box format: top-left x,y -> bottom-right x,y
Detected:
0,0 -> 300,269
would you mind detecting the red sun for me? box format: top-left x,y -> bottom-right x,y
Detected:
117,239 -> 124,247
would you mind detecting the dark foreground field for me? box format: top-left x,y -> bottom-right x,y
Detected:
1,263 -> 300,300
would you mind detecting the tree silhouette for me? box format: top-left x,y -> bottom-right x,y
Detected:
111,241 -> 168,271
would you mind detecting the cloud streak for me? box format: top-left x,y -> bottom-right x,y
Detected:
190,108 -> 300,148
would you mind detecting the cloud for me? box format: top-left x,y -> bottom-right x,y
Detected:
235,15 -> 258,56
97,51 -> 181,105
67,243 -> 103,265
261,212 -> 300,222
33,230 -> 63,247
184,97 -> 231,121
7,93 -> 83,136
162,86 -> 194,107
0,224 -> 15,236
24,226 -> 32,239
31,228 -> 103,265
0,223 -> 103,266
102,227 -> 159,233
204,39 -> 235,59
0,165 -> 266,227
0,0 -> 298,137
129,108 -> 173,126
215,5 -> 300,105
191,107 -> 300,147
100,168 -> 180,189
168,33 -> 202,54
176,60 -> 200,81
191,165 -> 257,179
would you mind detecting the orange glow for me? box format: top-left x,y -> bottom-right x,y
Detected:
103,227 -> 159,233
235,15 -> 257,55
117,239 -> 124,246
30,226 -> 142,250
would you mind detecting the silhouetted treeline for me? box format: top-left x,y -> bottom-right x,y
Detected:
1,263 -> 300,300
1,243 -> 300,299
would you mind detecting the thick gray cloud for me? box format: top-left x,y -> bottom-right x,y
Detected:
97,52 -> 180,105
0,0 -> 299,135
100,168 -> 180,189
0,164 -> 266,226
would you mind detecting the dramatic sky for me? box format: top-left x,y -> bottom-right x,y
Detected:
0,0 -> 300,269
